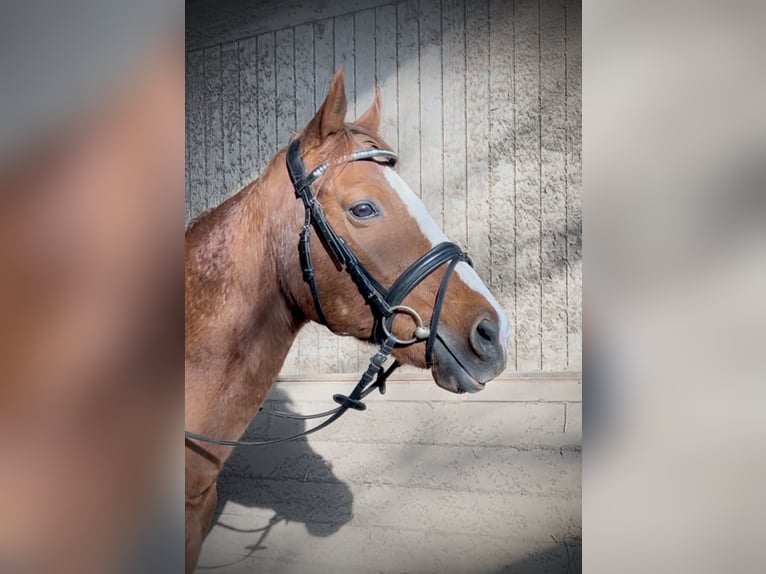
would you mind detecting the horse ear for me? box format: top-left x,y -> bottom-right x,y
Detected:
355,87 -> 382,132
304,68 -> 347,143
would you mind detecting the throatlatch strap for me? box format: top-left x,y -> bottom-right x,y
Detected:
299,219 -> 330,326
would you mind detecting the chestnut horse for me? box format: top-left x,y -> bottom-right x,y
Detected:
185,69 -> 510,572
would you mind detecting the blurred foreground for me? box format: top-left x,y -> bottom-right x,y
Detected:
0,2 -> 184,572
586,1 -> 766,572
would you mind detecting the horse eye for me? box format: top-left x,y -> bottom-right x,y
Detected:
349,202 -> 379,220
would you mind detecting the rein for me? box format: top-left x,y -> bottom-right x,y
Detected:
185,137 -> 471,448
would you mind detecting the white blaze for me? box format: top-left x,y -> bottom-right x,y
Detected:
382,168 -> 512,349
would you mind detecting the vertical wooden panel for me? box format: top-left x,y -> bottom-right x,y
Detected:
294,23 -> 316,130
291,23 -> 316,375
489,0 -> 516,369
221,41 -> 241,197
187,50 -> 207,220
514,0 -> 542,372
275,28 -> 298,374
335,10 -> 368,373
466,0 -> 490,280
375,4 -> 398,145
334,14 -> 356,119
355,9 -> 376,119
203,46 -> 224,211
292,23 -> 328,376
275,28 -> 296,148
396,0 -> 421,197
315,19 -> 335,111
238,37 -> 259,185
419,0 -> 444,225
291,19 -> 334,376
344,10 -> 375,372
314,18 -> 339,374
566,0 -> 582,370
256,33 -> 277,172
442,0 -> 467,246
185,52 -> 193,222
540,0 -> 568,371
336,5 -> 396,371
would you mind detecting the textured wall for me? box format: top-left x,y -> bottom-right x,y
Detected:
199,376 -> 582,572
186,0 -> 582,374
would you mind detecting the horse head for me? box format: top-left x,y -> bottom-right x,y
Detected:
283,69 -> 510,394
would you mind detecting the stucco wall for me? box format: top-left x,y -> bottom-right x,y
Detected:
198,374 -> 582,573
185,0 -> 582,374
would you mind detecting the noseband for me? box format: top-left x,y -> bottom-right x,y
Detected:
185,138 -> 471,448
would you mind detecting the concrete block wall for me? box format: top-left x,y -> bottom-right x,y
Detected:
197,376 -> 582,573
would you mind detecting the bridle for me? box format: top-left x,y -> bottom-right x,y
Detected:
185,137 -> 471,448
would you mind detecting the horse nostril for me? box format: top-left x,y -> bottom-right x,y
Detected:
476,319 -> 495,344
470,317 -> 500,361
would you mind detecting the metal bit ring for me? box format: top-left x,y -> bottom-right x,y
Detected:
381,305 -> 430,346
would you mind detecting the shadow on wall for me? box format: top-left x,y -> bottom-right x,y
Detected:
200,386 -> 353,568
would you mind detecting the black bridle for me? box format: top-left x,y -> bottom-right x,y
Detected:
185,138 -> 471,447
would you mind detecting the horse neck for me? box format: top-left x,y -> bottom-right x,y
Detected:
185,150 -> 307,455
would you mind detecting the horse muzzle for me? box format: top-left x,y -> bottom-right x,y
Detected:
429,320 -> 508,394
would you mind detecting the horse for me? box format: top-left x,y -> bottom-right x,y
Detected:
184,68 -> 510,572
